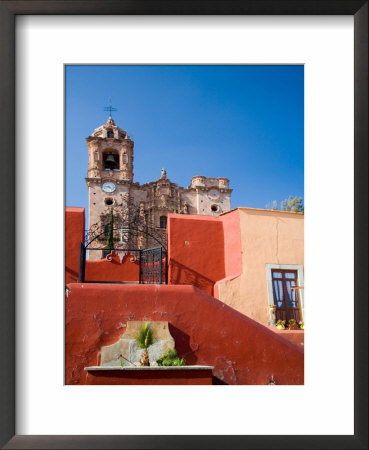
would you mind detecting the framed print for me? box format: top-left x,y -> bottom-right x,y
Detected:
64,63 -> 305,388
0,1 -> 367,449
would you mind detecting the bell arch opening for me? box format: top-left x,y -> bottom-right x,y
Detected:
102,150 -> 119,170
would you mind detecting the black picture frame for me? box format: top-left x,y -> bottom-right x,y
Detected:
0,1 -> 367,449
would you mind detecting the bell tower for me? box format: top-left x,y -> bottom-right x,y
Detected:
84,109 -> 232,261
85,115 -> 135,239
86,115 -> 134,182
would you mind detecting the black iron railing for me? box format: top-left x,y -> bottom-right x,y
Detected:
139,246 -> 165,284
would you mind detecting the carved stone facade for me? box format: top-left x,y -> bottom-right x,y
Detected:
86,117 -> 232,259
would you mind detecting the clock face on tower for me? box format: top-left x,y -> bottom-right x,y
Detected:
207,188 -> 220,200
102,181 -> 116,193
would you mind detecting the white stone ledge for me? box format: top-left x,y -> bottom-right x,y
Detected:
85,365 -> 214,371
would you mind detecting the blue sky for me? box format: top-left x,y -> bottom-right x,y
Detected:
66,65 -> 304,215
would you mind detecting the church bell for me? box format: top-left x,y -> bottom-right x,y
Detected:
105,154 -> 117,169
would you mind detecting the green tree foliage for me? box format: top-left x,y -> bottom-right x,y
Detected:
266,196 -> 304,213
280,196 -> 304,212
106,207 -> 114,252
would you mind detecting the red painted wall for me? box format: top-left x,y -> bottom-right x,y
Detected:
220,209 -> 242,278
85,251 -> 139,282
167,215 -> 225,295
65,207 -> 85,284
269,328 -> 304,348
66,283 -> 304,385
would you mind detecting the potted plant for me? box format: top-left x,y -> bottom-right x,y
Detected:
136,322 -> 154,366
287,319 -> 299,330
276,319 -> 286,330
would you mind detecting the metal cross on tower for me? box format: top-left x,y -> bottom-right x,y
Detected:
104,98 -> 117,117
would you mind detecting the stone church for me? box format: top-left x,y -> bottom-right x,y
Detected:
85,116 -> 232,259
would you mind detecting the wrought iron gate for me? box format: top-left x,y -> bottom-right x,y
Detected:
139,246 -> 167,284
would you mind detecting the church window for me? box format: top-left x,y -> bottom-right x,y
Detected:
107,129 -> 114,138
104,198 -> 114,206
211,205 -> 219,212
160,216 -> 167,229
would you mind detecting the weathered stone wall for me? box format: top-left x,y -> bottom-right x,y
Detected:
99,321 -> 175,367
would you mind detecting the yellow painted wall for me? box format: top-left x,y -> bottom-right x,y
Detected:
215,208 -> 304,326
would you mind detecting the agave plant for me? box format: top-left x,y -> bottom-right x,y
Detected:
136,322 -> 154,366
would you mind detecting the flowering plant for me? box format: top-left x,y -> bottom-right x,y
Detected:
276,319 -> 286,330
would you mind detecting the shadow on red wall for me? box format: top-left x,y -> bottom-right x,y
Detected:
167,215 -> 225,295
169,259 -> 215,296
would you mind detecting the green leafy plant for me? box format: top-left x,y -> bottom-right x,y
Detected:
288,318 -> 299,330
136,322 -> 154,349
136,322 -> 154,366
299,321 -> 304,330
157,348 -> 186,367
120,361 -> 125,367
276,319 -> 286,330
